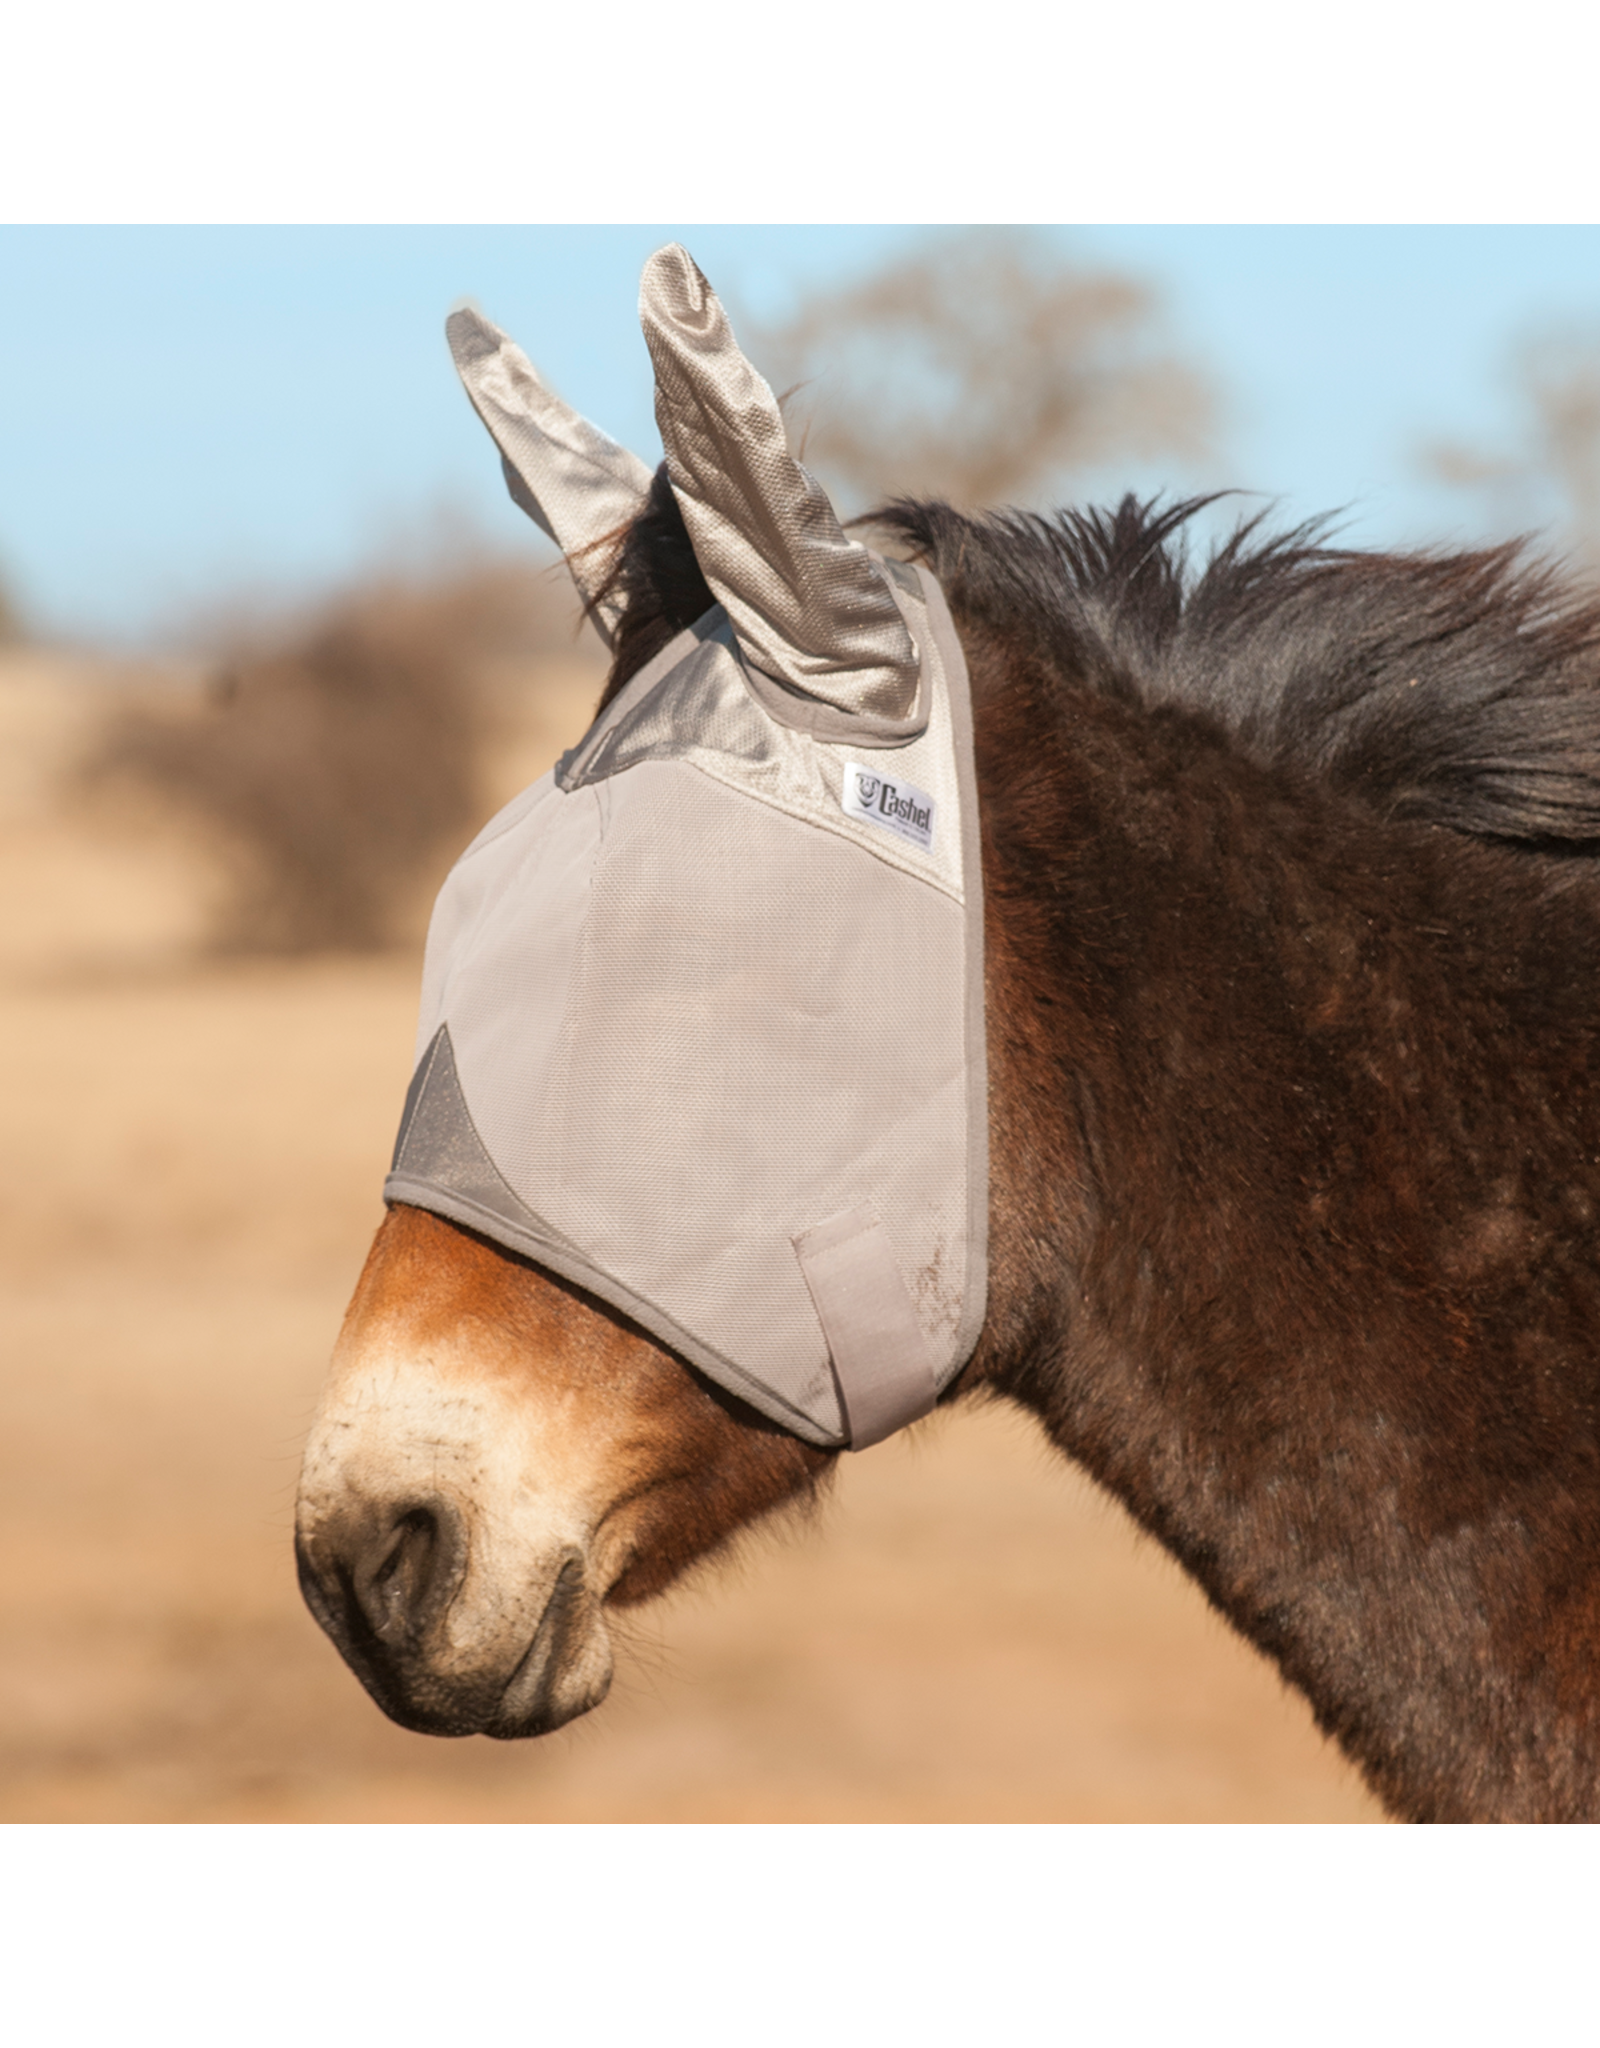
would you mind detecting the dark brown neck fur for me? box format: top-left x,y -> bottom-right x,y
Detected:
960,615 -> 1600,1823
605,484 -> 1600,1821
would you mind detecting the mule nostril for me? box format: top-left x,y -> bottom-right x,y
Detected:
365,1507 -> 438,1635
324,1498 -> 466,1649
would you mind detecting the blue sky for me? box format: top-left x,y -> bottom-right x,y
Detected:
7,226 -> 1600,648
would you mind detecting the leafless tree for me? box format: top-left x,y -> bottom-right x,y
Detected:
744,229 -> 1216,514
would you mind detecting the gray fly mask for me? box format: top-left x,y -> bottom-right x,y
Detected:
386,245 -> 987,1450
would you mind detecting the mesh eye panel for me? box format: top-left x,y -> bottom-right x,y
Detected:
386,567 -> 986,1448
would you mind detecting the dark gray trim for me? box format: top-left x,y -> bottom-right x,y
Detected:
388,1023 -> 570,1250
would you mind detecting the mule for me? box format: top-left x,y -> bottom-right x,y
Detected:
297,252 -> 1600,1823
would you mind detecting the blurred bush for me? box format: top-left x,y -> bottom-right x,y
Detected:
0,569 -> 25,645
85,557 -> 592,954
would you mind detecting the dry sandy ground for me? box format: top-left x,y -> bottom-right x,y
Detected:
0,648 -> 1383,1823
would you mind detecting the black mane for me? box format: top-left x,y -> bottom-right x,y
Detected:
875,495 -> 1600,854
603,475 -> 1600,854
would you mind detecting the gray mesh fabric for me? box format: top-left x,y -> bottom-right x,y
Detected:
386,564 -> 987,1449
446,306 -> 654,646
640,244 -> 923,729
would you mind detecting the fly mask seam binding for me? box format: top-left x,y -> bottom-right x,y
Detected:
386,246 -> 988,1450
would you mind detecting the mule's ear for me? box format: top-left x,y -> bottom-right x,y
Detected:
638,245 -> 920,721
446,306 -> 654,647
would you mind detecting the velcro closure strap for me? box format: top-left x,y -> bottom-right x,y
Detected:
792,1207 -> 938,1451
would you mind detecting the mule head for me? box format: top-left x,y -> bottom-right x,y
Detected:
296,247 -> 933,1737
297,1205 -> 831,1737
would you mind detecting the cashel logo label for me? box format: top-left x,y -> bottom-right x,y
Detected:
842,762 -> 937,853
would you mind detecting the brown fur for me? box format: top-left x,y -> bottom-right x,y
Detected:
957,630 -> 1600,1823
309,488 -> 1600,1820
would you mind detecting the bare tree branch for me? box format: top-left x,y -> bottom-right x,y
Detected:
744,229 -> 1216,514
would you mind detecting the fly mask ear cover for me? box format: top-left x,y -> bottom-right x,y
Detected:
386,249 -> 987,1451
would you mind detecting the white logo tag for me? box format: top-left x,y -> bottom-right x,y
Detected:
841,763 -> 937,853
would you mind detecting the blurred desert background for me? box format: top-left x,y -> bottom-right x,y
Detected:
21,223 -> 1592,1826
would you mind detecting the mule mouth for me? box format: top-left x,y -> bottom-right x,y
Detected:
484,1553 -> 612,1739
